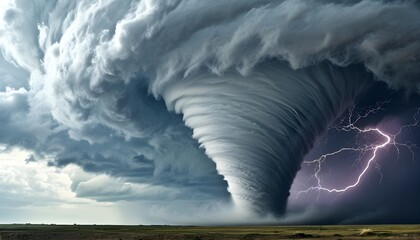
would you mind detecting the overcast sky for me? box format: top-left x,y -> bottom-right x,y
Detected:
1,0 -> 420,225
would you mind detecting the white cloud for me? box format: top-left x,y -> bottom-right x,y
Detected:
0,146 -> 133,223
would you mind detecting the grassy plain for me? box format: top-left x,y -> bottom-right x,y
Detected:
0,224 -> 419,239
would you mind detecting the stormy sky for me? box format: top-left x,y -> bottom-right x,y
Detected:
0,0 -> 420,225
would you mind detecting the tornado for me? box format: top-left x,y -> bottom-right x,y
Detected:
1,0 -> 420,219
163,63 -> 369,215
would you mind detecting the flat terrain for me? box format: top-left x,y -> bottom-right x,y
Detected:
0,224 -> 420,240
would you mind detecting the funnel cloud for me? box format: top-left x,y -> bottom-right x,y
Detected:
0,0 -> 420,224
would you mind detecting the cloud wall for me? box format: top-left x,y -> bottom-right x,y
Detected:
1,0 -> 420,218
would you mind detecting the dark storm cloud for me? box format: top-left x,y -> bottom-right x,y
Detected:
348,81 -> 420,128
290,90 -> 420,224
291,134 -> 420,224
0,0 -> 420,222
0,59 -> 228,204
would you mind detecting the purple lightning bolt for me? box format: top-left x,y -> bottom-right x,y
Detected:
298,105 -> 420,195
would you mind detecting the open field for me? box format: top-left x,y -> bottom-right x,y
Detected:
1,224 -> 420,240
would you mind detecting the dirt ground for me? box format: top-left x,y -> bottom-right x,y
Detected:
1,224 -> 420,240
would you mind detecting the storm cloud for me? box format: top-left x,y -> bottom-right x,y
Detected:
0,0 -> 420,223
